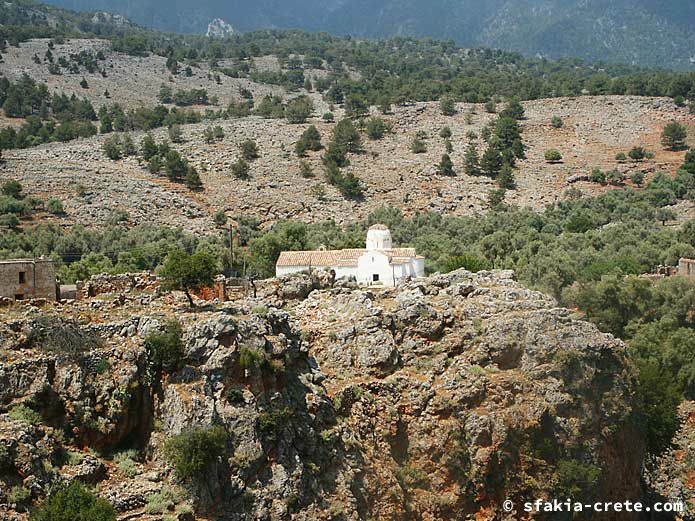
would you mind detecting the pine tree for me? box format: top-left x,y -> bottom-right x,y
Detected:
140,134 -> 158,160
497,163 -> 515,189
500,98 -> 525,120
463,143 -> 481,176
437,153 -> 455,176
185,165 -> 203,190
440,97 -> 456,116
661,121 -> 687,151
481,146 -> 502,178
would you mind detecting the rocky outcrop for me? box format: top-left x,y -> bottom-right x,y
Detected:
207,18 -> 235,38
0,270 -> 646,520
295,269 -> 645,519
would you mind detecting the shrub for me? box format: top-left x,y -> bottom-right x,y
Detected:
225,387 -> 244,403
9,485 -> 31,505
214,209 -> 227,226
551,116 -> 564,128
144,486 -> 177,514
8,404 -> 42,424
299,160 -> 314,178
184,166 -> 203,191
102,135 -> 122,160
439,126 -> 452,139
114,450 -> 139,478
2,179 -> 23,198
47,198 -> 64,215
631,171 -> 645,186
606,169 -> 624,186
410,137 -> 427,154
258,407 -> 293,442
544,149 -> 562,163
556,460 -> 601,499
30,481 -> 116,521
163,425 -> 227,479
615,152 -> 627,162
589,168 -> 606,184
295,125 -> 322,156
231,158 -> 250,179
0,213 -> 20,228
144,319 -> 184,377
395,464 -> 430,490
0,444 -> 10,468
285,96 -> 313,124
629,146 -> 646,161
366,117 -> 389,140
167,124 -> 183,144
241,139 -> 259,160
239,346 -> 265,369
439,96 -> 456,116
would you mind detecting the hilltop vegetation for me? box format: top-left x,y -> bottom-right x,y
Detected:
2,1 -> 695,111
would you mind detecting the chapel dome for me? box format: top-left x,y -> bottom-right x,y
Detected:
366,224 -> 392,250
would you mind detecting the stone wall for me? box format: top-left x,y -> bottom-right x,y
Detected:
0,258 -> 57,301
76,272 -> 159,299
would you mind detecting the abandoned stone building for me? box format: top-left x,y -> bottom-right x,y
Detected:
679,258 -> 695,277
0,258 -> 58,301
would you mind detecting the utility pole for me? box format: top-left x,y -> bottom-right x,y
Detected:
229,224 -> 235,267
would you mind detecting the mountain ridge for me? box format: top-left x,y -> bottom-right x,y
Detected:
41,0 -> 695,68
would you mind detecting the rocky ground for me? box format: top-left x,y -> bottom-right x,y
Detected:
0,38 -> 290,112
0,269 -> 653,520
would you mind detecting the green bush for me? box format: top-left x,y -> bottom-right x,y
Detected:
9,485 -> 31,505
231,158 -> 250,179
145,319 -> 184,378
114,450 -> 139,478
366,117 -> 389,140
556,459 -> 601,499
8,404 -> 42,424
225,387 -> 244,403
544,149 -> 562,163
102,135 -> 122,160
144,486 -> 177,514
238,346 -> 265,369
30,481 -> 116,521
410,137 -> 427,154
258,407 -> 293,442
1,180 -> 23,198
163,425 -> 227,479
47,198 -> 64,215
241,139 -> 259,161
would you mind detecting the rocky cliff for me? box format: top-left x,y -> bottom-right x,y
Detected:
0,269 -> 646,520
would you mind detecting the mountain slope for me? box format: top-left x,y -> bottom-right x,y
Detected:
41,0 -> 695,68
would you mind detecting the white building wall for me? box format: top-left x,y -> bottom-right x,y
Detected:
357,252 -> 397,286
276,265 -> 311,277
276,264 -> 358,281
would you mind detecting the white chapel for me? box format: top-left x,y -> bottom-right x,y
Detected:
275,224 -> 425,286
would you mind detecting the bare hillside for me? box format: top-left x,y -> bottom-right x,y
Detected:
1,93 -> 692,231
